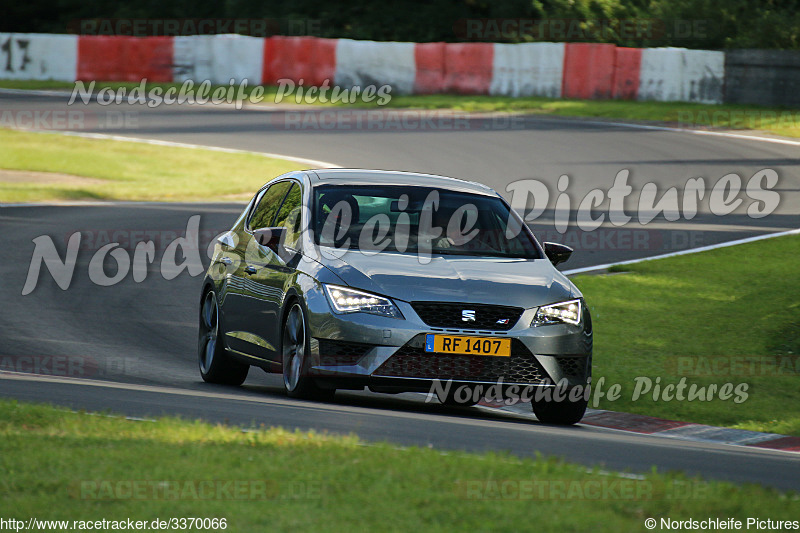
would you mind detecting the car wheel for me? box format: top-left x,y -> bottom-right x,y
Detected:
281,301 -> 335,401
437,385 -> 480,407
198,289 -> 249,385
531,392 -> 587,425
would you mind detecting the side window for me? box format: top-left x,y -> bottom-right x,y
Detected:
249,181 -> 292,231
273,183 -> 303,250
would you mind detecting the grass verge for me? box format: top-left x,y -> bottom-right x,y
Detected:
573,234 -> 800,435
0,399 -> 797,531
3,79 -> 799,138
0,129 -> 307,202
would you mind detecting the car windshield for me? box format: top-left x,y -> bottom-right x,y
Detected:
312,185 -> 542,259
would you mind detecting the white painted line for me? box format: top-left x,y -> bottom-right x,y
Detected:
3,125 -> 340,169
40,130 -> 342,168
476,401 -> 800,454
0,200 -> 250,208
0,201 -> 118,208
0,88 -> 75,97
0,371 -> 577,433
0,128 -> 341,207
563,227 -> 800,275
5,371 -> 794,456
4,87 -> 800,147
565,118 -> 800,147
2,104 -> 797,270
0,88 -> 323,112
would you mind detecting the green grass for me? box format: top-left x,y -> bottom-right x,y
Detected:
734,418 -> 800,436
572,234 -> 800,434
4,79 -> 799,137
0,129 -> 307,202
0,399 -> 796,531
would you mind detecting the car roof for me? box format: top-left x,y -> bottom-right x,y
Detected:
304,169 -> 497,196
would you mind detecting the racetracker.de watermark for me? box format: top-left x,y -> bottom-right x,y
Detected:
0,355 -> 136,379
0,109 -> 137,130
677,109 -> 800,130
279,110 -> 524,131
666,356 -> 800,377
453,18 -> 716,42
69,18 -> 323,36
455,478 -> 716,500
72,479 -> 322,500
18,168 -> 782,295
67,227 -> 707,254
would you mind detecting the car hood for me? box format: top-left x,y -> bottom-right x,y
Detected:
314,250 -> 577,308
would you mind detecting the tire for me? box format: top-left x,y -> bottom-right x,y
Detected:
531,392 -> 587,425
437,384 -> 480,407
198,289 -> 249,386
281,300 -> 335,401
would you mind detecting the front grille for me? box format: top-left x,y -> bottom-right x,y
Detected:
316,339 -> 373,366
411,302 -> 524,331
556,356 -> 585,377
374,336 -> 549,384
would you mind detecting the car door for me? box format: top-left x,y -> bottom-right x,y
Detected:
244,181 -> 305,362
222,180 -> 293,361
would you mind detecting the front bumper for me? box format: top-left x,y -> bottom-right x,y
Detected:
305,291 -> 593,389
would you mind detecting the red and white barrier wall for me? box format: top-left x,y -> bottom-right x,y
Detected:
77,36 -> 173,82
173,34 -> 263,85
0,33 -> 79,82
492,43 -> 564,98
0,32 -> 725,104
335,39 -> 416,94
638,48 -> 724,104
263,36 -> 336,86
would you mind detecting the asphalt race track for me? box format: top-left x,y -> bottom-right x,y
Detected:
1,91 -> 799,490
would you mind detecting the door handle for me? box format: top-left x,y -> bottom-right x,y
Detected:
244,265 -> 258,275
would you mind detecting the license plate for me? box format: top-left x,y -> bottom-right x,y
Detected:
424,334 -> 511,357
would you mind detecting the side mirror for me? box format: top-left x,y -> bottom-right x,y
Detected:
543,242 -> 573,266
253,227 -> 286,253
216,231 -> 237,250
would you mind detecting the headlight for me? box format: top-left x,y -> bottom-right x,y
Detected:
532,299 -> 582,326
323,284 -> 404,319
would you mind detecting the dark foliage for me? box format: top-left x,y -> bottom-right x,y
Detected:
3,0 -> 799,49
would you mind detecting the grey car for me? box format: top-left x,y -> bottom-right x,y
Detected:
198,169 -> 592,424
